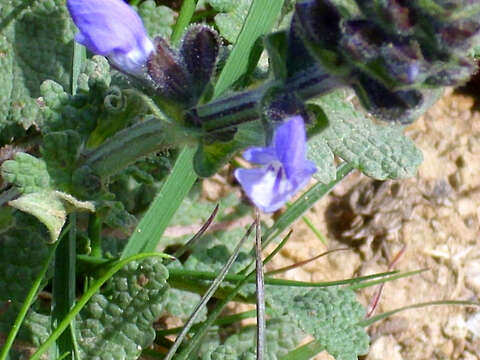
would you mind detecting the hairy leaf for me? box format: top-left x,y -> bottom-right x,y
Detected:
2,153 -> 50,194
207,0 -> 252,43
1,153 -> 94,242
0,0 -> 75,144
76,257 -> 169,359
136,0 -> 175,39
267,286 -> 369,360
162,288 -> 207,323
200,317 -> 304,359
310,89 -> 423,179
0,213 -> 52,347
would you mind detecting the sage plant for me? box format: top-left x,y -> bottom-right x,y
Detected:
1,1 -> 480,359
65,0 -> 480,212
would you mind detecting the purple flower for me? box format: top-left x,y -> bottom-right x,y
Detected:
235,116 -> 317,213
67,0 -> 154,75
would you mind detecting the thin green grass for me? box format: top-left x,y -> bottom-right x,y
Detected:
163,222 -> 255,360
171,0 -> 199,44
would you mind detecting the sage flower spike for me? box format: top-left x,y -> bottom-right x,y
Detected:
235,116 -> 317,213
67,0 -> 154,75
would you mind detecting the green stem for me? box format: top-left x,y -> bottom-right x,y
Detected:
78,118 -> 183,180
88,213 -> 102,258
51,214 -> 77,359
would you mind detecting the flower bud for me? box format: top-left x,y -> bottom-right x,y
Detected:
293,0 -> 480,122
147,25 -> 221,108
67,0 -> 154,76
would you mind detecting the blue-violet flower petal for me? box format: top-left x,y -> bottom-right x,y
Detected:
235,115 -> 317,213
67,0 -> 154,75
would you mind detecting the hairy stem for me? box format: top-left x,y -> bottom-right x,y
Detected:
190,66 -> 343,132
80,67 -> 341,182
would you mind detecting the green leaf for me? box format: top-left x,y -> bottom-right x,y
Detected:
208,0 -> 252,43
0,0 -> 75,144
267,286 -> 369,360
307,137 -> 336,184
39,56 -> 113,137
185,243 -> 252,274
9,191 -> 66,242
311,89 -> 423,179
223,318 -> 305,358
76,257 -> 169,359
136,0 -> 175,39
41,130 -> 82,189
163,288 -> 207,323
0,213 -> 52,347
121,146 -> 198,258
1,153 -> 94,242
1,153 -> 50,193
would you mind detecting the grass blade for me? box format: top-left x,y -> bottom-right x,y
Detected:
213,0 -> 284,97
171,0 -> 199,45
30,252 -> 172,360
255,208 -> 265,360
163,222 -> 255,360
348,269 -> 428,290
168,268 -> 399,291
359,300 -> 480,327
121,146 -> 197,258
51,214 -> 77,359
279,340 -> 325,360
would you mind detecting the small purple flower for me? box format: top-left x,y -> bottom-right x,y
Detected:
67,0 -> 154,75
235,116 -> 317,213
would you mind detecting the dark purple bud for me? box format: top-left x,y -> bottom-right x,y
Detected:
380,42 -> 423,84
295,0 -> 341,49
425,58 -> 476,86
353,72 -> 423,124
439,19 -> 480,50
341,20 -> 386,62
286,17 -> 319,77
180,25 -> 221,102
294,0 -> 346,74
147,37 -> 193,106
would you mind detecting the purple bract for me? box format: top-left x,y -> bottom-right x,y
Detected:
235,116 -> 317,213
67,0 -> 154,75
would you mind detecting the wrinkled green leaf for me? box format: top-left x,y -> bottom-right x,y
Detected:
268,286 -> 369,360
307,137 -> 336,184
9,191 -> 65,242
200,318 -> 304,359
311,89 -> 423,179
1,153 -> 94,242
76,257 -> 169,359
136,0 -> 175,39
225,318 -> 305,358
0,213 -> 52,347
163,288 -> 208,323
0,0 -> 76,144
207,0 -> 252,43
185,243 -> 251,274
2,153 -> 50,193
